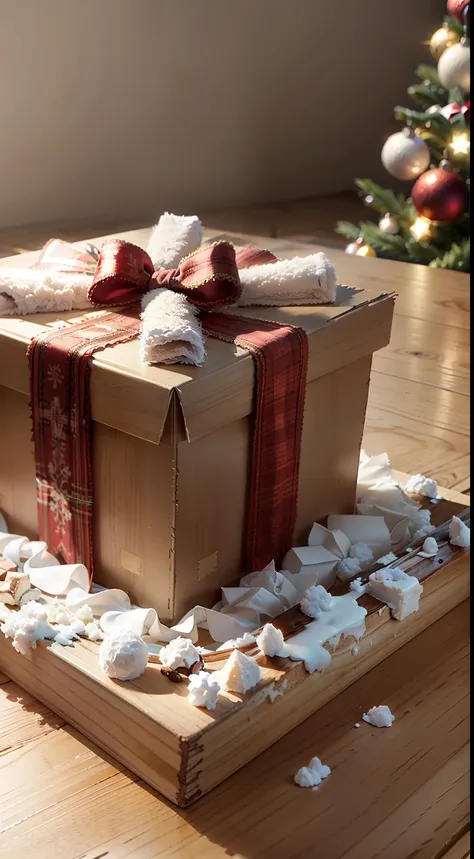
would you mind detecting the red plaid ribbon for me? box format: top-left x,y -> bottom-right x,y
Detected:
28,239 -> 309,583
202,312 -> 308,571
27,310 -> 141,582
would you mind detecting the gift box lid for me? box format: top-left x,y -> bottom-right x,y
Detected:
0,228 -> 395,444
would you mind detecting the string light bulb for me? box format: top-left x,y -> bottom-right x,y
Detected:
449,132 -> 470,156
410,216 -> 432,241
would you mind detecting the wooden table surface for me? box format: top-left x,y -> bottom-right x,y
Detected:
0,232 -> 470,859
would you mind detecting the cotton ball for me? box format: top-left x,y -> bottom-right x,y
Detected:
349,542 -> 374,570
362,704 -> 395,728
421,536 -> 438,556
294,766 -> 319,788
187,671 -> 220,710
404,473 -> 438,498
449,516 -> 470,548
12,626 -> 39,656
99,632 -> 148,681
48,598 -> 74,625
85,621 -> 103,641
309,757 -> 331,779
294,756 -> 331,788
75,604 -> 94,624
300,585 -> 334,619
159,636 -> 201,670
349,577 -> 369,597
336,556 -> 362,582
256,623 -> 288,657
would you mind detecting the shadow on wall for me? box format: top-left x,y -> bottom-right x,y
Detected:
0,0 -> 445,229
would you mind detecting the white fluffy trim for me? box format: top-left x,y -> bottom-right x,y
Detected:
0,269 -> 91,316
237,252 -> 336,306
140,287 -> 205,366
146,212 -> 202,269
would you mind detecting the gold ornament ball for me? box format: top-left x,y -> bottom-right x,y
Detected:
355,243 -> 376,257
345,239 -> 376,257
429,26 -> 460,61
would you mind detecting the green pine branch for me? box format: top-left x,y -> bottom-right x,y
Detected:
428,238 -> 470,270
353,179 -> 416,220
415,64 -> 443,87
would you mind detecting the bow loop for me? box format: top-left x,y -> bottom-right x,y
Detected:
88,239 -> 241,310
88,239 -> 154,307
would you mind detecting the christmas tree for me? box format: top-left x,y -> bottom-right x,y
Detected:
337,0 -> 470,272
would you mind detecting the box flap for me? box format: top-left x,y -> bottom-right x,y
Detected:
0,228 -> 395,444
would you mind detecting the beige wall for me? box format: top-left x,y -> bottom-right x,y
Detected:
0,0 -> 444,229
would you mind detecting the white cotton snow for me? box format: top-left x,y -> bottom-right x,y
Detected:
336,556 -> 362,582
287,592 -> 366,673
218,649 -> 261,694
405,473 -> 438,499
85,621 -> 103,641
54,619 -> 86,646
187,671 -> 220,710
47,598 -> 75,625
449,516 -> 470,548
294,756 -> 331,788
362,704 -> 395,727
368,567 -> 422,621
216,632 -> 256,651
349,542 -> 374,570
300,585 -> 334,619
75,604 -> 94,624
99,632 -> 148,681
409,507 -> 432,529
350,577 -> 369,597
159,636 -> 201,670
0,601 -> 55,655
256,623 -> 288,657
412,524 -> 436,542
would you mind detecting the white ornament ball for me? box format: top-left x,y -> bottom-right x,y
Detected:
345,240 -> 361,255
437,42 -> 470,92
381,130 -> 431,180
99,631 -> 148,681
378,213 -> 399,235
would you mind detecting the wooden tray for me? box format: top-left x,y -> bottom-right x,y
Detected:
0,485 -> 469,807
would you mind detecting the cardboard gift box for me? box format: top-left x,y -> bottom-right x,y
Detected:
0,229 -> 394,623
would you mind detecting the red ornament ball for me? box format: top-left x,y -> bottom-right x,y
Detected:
446,0 -> 470,20
412,168 -> 469,223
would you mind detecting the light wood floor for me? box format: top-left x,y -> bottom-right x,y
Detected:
0,191 -> 372,259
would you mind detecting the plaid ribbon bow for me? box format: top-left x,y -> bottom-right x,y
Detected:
87,238 -> 245,309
